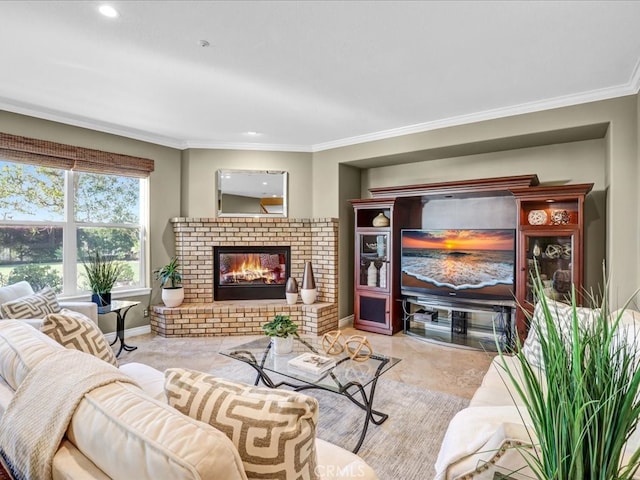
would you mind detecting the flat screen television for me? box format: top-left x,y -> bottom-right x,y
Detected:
401,229 -> 516,301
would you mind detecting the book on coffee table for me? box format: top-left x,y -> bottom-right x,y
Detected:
288,352 -> 336,375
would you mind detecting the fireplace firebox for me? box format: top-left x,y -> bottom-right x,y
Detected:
213,246 -> 291,301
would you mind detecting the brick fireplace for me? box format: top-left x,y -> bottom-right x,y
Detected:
151,217 -> 339,337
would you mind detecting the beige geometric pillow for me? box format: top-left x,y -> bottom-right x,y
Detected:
41,309 -> 118,367
0,286 -> 61,319
165,368 -> 319,480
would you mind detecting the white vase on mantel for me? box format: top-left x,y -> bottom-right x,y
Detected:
300,261 -> 317,305
272,336 -> 293,355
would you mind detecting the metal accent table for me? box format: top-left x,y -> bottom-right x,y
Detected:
221,336 -> 401,453
97,300 -> 140,357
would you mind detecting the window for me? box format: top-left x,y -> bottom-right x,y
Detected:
0,133 -> 153,297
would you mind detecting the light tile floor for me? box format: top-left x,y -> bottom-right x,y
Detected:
122,326 -> 496,399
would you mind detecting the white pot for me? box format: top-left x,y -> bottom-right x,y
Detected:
162,287 -> 184,307
300,288 -> 317,305
272,336 -> 293,355
285,292 -> 298,305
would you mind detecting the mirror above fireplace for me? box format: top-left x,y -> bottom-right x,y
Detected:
217,170 -> 288,217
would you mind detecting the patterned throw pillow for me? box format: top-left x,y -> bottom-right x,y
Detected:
0,286 -> 61,320
41,309 -> 118,367
165,368 -> 319,480
522,298 -> 595,369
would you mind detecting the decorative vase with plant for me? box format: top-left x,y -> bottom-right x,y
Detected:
497,269 -> 640,480
83,251 -> 124,307
262,314 -> 298,354
154,256 -> 184,308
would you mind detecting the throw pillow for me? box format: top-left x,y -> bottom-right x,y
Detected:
41,309 -> 118,367
522,298 -> 595,369
164,368 -> 319,480
0,286 -> 61,320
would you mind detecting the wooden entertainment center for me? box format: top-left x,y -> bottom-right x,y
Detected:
351,175 -> 593,350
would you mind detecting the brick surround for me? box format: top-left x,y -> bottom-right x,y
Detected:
151,217 -> 339,337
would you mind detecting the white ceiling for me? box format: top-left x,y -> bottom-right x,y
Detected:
1,1 -> 639,153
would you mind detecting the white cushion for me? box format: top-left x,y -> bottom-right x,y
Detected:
522,298 -> 595,369
0,281 -> 34,308
67,381 -> 247,480
0,286 -> 61,320
165,367 -> 320,480
315,439 -> 378,480
0,320 -> 62,390
119,362 -> 166,401
52,440 -> 111,480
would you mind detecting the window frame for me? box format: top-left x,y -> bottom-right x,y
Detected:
0,132 -> 154,299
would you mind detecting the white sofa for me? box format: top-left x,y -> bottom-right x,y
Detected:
0,281 -> 98,327
0,320 -> 377,480
435,302 -> 640,480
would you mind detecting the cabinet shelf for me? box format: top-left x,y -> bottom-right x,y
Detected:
402,296 -> 514,352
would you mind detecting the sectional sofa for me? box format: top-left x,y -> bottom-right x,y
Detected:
0,317 -> 377,479
434,299 -> 640,479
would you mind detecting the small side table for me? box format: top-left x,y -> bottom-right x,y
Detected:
98,300 -> 140,357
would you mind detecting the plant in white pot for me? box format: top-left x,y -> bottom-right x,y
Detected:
154,257 -> 184,308
262,314 -> 298,355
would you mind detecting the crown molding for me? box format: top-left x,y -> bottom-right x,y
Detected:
629,58 -> 640,95
183,140 -> 312,152
310,82 -> 639,152
0,97 -> 186,149
2,78 -> 638,155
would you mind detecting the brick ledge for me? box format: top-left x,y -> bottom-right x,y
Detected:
151,300 -> 338,337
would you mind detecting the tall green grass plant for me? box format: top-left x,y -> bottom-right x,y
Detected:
498,273 -> 640,479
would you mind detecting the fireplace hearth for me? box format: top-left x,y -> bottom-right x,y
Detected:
214,246 -> 290,301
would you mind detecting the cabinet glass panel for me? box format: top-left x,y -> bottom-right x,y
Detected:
358,233 -> 389,288
525,234 -> 574,304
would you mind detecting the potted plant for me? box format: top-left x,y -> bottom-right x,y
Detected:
497,271 -> 640,479
262,314 -> 298,354
82,251 -> 124,306
154,256 -> 184,307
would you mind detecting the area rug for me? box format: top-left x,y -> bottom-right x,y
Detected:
207,361 -> 469,480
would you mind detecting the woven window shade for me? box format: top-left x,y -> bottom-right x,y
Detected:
0,132 -> 154,178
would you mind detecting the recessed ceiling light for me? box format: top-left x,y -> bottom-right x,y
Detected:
99,5 -> 119,18
245,131 -> 260,136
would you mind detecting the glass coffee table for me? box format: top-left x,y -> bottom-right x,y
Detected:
221,335 -> 401,453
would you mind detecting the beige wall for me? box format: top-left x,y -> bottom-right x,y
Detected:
313,95 -> 638,309
2,92 -> 638,328
362,139 -> 607,292
0,110 -> 182,332
181,149 -> 313,218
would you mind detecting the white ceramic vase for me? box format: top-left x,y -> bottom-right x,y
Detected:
300,288 -> 317,305
162,287 -> 184,307
285,292 -> 298,305
272,336 -> 293,355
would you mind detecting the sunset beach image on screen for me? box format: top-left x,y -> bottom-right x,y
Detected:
400,229 -> 516,300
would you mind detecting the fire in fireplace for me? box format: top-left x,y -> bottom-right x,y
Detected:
213,246 -> 291,301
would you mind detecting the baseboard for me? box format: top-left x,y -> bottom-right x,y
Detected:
339,314 -> 354,329
104,324 -> 151,343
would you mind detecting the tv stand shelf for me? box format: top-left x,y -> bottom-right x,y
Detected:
401,295 -> 515,351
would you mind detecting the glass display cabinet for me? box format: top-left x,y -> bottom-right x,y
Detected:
350,197 -> 421,335
510,183 -> 593,339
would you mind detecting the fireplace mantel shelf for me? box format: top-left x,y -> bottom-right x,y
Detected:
151,300 -> 338,337
153,300 -> 333,312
